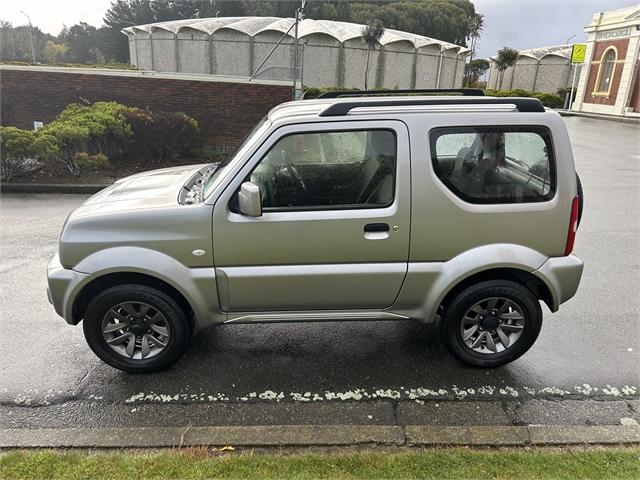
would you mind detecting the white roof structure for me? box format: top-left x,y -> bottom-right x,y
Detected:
489,45 -> 572,62
122,16 -> 468,53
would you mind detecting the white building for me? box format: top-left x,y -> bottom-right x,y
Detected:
122,17 -> 469,90
487,45 -> 579,94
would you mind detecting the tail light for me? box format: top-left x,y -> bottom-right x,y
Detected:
564,196 -> 580,256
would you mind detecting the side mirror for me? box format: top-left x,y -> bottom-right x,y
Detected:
238,181 -> 262,217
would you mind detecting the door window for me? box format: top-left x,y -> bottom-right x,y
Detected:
249,129 -> 396,210
430,126 -> 555,204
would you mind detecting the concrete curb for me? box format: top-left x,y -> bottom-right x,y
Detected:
1,183 -> 108,194
1,425 -> 638,449
558,110 -> 640,124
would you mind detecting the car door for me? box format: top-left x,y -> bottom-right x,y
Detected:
211,120 -> 411,312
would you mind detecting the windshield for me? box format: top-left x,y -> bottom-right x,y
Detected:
203,116 -> 271,198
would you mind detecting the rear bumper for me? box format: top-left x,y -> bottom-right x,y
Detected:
533,254 -> 584,312
47,254 -> 92,324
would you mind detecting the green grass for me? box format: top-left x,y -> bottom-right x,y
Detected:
1,447 -> 638,480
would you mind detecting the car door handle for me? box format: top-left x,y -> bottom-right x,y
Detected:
364,223 -> 390,232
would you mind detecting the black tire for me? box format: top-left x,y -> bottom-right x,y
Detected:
576,173 -> 583,227
83,284 -> 190,373
440,280 -> 542,368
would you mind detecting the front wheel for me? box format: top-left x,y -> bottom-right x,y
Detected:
440,280 -> 542,368
83,284 -> 191,373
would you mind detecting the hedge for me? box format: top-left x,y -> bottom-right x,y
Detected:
484,89 -> 564,109
0,102 -> 200,180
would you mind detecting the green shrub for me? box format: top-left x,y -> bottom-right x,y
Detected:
73,152 -> 110,172
48,101 -> 133,159
506,89 -> 532,97
121,108 -> 200,162
532,92 -> 564,109
0,126 -> 59,180
484,89 -> 564,109
4,101 -> 201,178
41,101 -> 133,175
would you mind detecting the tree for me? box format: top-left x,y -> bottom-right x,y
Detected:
59,22 -> 100,63
362,20 -> 384,90
494,46 -> 519,90
464,58 -> 489,87
351,0 -> 475,46
43,40 -> 69,63
0,21 -> 55,62
467,13 -> 484,61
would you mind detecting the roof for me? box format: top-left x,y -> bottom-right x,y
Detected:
586,4 -> 640,30
267,94 -> 545,123
122,16 -> 468,54
489,44 -> 572,62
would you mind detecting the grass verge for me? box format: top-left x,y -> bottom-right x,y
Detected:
1,447 -> 639,480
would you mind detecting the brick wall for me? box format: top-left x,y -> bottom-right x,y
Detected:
0,67 -> 292,151
583,38 -> 629,106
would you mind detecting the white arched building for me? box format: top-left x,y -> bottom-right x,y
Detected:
122,17 -> 469,89
487,45 -> 580,94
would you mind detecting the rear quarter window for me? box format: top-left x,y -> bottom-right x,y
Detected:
429,126 -> 556,204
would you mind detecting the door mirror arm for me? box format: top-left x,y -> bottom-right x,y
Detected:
238,182 -> 262,217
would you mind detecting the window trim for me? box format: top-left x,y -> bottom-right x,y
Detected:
592,46 -> 619,97
429,125 -> 557,205
243,127 -> 399,213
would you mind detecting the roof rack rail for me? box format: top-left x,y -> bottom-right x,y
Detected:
319,97 -> 545,116
313,88 -> 484,99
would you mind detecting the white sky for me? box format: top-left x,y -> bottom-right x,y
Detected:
1,0 -> 637,57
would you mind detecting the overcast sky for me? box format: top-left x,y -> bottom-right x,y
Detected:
0,0 -> 637,58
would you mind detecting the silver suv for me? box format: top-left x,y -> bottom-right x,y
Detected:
47,90 -> 584,373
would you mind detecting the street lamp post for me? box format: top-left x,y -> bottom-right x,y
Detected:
20,10 -> 36,64
292,0 -> 306,100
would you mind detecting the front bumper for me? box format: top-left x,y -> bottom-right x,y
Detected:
533,254 -> 584,312
47,254 -> 92,324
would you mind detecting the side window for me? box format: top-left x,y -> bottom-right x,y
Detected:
430,126 -> 555,204
250,129 -> 396,210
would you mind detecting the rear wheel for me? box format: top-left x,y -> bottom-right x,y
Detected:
83,284 -> 190,373
440,280 -> 542,368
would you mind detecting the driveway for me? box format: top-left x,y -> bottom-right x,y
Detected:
0,116 -> 638,430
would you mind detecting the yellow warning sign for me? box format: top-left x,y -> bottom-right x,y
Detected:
571,44 -> 587,64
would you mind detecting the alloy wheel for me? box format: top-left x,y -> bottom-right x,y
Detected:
460,297 -> 525,354
101,302 -> 170,360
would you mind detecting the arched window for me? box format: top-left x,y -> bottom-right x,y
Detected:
596,48 -> 617,94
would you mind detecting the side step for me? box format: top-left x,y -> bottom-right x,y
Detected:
224,310 -> 411,324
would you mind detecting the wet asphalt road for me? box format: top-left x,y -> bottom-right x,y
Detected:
0,116 -> 638,430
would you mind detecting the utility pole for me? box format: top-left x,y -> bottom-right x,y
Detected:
292,0 -> 306,100
20,10 -> 36,64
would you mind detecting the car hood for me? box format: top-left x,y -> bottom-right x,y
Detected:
85,164 -> 209,206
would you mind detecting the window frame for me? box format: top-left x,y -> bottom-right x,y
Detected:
593,46 -> 618,97
429,124 -> 557,205
245,127 -> 399,213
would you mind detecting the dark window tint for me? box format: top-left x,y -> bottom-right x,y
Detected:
430,126 -> 555,204
250,130 -> 396,210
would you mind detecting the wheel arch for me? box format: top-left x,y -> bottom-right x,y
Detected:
69,246 -> 222,329
437,267 -> 554,316
71,272 -> 195,332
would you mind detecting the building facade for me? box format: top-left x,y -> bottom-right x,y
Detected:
572,5 -> 640,117
122,17 -> 469,90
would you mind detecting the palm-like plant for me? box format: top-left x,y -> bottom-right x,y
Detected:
494,46 -> 519,90
468,13 -> 485,62
362,20 -> 384,90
